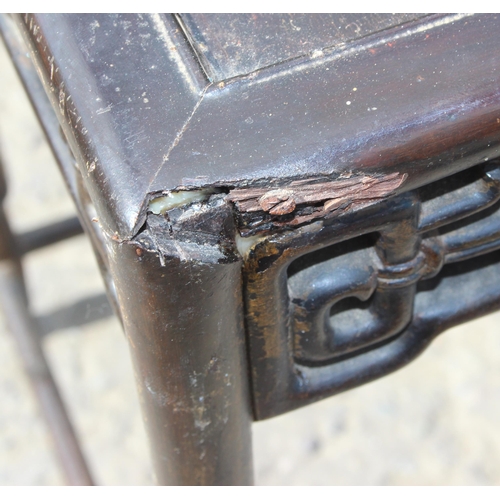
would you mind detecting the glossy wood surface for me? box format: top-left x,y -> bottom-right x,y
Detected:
18,14 -> 500,243
179,13 -> 423,81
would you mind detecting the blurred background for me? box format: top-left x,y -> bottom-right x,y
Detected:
1,37 -> 500,486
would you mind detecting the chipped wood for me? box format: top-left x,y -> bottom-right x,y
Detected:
227,172 -> 406,225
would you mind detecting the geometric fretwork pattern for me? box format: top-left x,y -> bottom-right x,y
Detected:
244,162 -> 500,420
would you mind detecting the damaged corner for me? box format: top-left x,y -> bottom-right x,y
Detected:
132,187 -> 244,266
134,170 -> 407,264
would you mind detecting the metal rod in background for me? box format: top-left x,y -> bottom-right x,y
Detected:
0,155 -> 94,484
0,260 -> 94,485
16,216 -> 83,255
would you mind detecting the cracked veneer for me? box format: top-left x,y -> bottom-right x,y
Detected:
227,172 -> 406,215
227,171 -> 407,236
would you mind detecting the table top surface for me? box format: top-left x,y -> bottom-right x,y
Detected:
12,14 -> 500,239
178,14 -> 424,81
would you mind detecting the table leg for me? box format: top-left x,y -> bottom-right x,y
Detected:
107,233 -> 254,485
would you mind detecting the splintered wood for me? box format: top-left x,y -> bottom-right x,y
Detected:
227,172 -> 407,226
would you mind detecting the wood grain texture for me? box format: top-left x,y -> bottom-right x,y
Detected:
227,172 -> 407,227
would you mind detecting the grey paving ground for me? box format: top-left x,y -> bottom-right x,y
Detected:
1,37 -> 500,486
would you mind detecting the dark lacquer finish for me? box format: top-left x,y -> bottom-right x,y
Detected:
16,13 -> 208,239
17,14 -> 500,242
244,161 -> 500,419
178,13 -> 425,81
0,13 -> 121,321
107,219 -> 253,485
4,14 -> 254,485
5,12 -> 500,486
150,14 -> 500,197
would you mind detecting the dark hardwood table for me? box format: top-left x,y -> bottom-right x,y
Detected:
1,13 -> 500,485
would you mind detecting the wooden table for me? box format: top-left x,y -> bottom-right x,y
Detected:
2,13 -> 500,485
